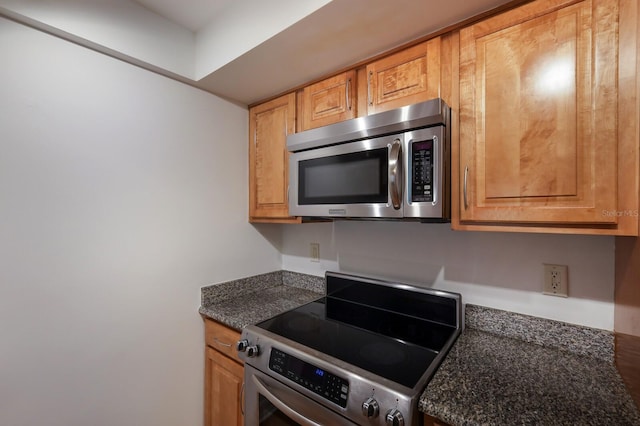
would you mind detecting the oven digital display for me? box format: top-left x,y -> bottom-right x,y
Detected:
269,348 -> 349,408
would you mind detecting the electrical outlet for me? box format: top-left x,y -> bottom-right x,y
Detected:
543,264 -> 568,297
310,243 -> 320,262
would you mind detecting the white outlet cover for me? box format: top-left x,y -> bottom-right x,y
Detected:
310,242 -> 320,262
543,264 -> 569,297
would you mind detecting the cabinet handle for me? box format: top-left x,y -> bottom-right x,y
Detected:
346,78 -> 352,111
367,71 -> 373,106
463,165 -> 469,210
240,382 -> 245,415
213,337 -> 232,348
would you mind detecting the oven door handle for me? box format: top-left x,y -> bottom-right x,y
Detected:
251,375 -> 323,426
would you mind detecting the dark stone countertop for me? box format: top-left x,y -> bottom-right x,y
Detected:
198,270 -> 324,331
420,305 -> 640,426
199,273 -> 640,424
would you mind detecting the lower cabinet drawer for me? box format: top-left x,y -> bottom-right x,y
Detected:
205,319 -> 243,364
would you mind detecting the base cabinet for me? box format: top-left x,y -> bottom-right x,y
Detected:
204,319 -> 244,426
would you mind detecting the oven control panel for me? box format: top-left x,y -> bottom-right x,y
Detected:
269,348 -> 349,408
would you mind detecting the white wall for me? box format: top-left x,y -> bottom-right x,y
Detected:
281,221 -> 615,330
0,0 -> 333,82
0,17 -> 280,426
0,0 -> 196,78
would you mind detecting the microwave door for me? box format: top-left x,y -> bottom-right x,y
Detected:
289,135 -> 403,218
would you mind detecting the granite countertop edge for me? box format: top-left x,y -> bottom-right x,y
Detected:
198,270 -> 325,331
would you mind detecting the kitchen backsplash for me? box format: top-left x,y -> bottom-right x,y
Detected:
279,220 -> 615,330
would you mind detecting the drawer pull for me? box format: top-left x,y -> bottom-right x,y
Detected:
213,337 -> 232,348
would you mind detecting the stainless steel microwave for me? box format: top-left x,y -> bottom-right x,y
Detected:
287,98 -> 450,220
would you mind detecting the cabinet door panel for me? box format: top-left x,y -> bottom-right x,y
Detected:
205,347 -> 244,426
483,9 -> 579,199
249,93 -> 298,222
301,71 -> 356,130
367,38 -> 441,114
459,0 -> 618,225
255,106 -> 287,206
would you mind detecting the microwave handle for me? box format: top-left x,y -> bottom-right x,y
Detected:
432,135 -> 439,206
251,375 -> 323,426
389,139 -> 402,210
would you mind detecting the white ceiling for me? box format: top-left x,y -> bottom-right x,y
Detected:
195,0 -> 516,104
0,0 -> 516,105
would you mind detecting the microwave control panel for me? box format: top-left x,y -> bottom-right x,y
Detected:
411,138 -> 434,202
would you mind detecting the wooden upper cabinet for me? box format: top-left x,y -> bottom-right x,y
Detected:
249,93 -> 300,223
366,37 -> 442,115
300,71 -> 356,131
456,0 -> 638,234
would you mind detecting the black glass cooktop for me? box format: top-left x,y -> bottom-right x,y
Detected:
256,275 -> 458,389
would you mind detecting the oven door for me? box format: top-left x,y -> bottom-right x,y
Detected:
244,365 -> 357,426
288,134 -> 403,219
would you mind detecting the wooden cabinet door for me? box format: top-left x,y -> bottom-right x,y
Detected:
458,0 -> 620,228
301,70 -> 356,130
204,347 -> 244,426
366,37 -> 441,115
249,93 -> 300,223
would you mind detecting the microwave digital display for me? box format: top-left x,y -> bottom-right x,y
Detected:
411,139 -> 433,202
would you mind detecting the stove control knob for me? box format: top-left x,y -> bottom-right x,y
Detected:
385,408 -> 404,426
246,345 -> 260,358
361,397 -> 379,418
236,339 -> 249,352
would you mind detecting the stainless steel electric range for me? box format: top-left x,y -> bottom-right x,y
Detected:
237,272 -> 462,426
